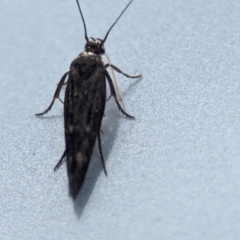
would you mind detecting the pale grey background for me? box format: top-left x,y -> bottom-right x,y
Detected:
0,0 -> 240,239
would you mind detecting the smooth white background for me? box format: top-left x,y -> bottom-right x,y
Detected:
0,0 -> 240,239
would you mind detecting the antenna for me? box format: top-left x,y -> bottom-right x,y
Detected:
76,0 -> 89,42
100,0 -> 134,48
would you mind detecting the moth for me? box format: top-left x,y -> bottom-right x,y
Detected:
36,0 -> 141,199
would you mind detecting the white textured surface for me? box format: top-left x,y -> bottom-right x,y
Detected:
1,0 -> 240,239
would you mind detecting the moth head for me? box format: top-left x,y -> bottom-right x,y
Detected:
84,37 -> 105,55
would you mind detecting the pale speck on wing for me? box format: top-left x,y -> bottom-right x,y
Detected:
69,125 -> 73,133
76,152 -> 85,167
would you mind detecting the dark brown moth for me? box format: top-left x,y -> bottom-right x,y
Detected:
36,0 -> 141,199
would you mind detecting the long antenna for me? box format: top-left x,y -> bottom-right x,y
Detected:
100,0 -> 133,48
76,0 -> 89,42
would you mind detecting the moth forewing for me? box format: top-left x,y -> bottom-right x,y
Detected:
64,54 -> 106,199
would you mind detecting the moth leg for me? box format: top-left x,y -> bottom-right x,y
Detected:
98,132 -> 107,176
57,81 -> 68,87
105,70 -> 134,119
53,150 -> 66,172
105,63 -> 142,79
106,94 -> 112,102
104,53 -> 121,102
35,71 -> 69,116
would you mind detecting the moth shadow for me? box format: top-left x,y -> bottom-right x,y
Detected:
34,115 -> 63,120
73,79 -> 140,217
73,99 -> 121,217
121,76 -> 142,98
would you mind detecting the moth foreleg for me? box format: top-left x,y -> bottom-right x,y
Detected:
104,54 -> 122,102
35,71 -> 69,116
105,63 -> 142,79
105,71 -> 134,119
